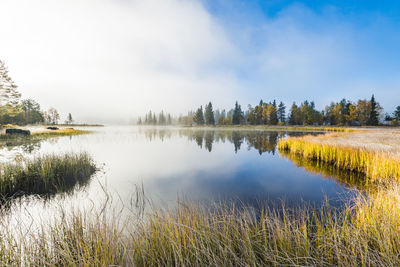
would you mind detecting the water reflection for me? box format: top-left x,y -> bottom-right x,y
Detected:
280,151 -> 372,191
0,127 -> 361,212
141,128 -> 322,155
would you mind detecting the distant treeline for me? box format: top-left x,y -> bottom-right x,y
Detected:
0,60 -> 74,125
139,95 -> 400,126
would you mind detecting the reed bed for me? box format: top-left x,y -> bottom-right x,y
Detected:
0,183 -> 397,266
278,129 -> 400,181
0,152 -> 96,200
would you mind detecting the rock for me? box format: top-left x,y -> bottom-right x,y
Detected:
47,127 -> 59,130
5,128 -> 31,135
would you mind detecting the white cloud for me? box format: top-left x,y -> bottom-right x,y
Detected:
1,1 -> 399,123
0,0 -> 239,123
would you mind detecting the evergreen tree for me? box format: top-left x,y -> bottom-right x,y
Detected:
288,102 -> 299,125
0,60 -> 21,107
66,113 -> 73,124
193,106 -> 205,125
394,106 -> 400,120
167,114 -> 172,125
368,94 -> 379,126
232,101 -> 243,125
21,99 -> 44,124
269,100 -> 278,125
277,101 -> 286,123
204,102 -> 215,125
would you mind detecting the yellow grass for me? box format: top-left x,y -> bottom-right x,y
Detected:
278,129 -> 400,181
0,184 -> 399,266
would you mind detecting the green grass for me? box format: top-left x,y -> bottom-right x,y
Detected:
0,152 -> 96,200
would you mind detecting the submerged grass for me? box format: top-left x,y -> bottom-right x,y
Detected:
0,184 -> 399,266
0,152 -> 97,200
278,130 -> 400,182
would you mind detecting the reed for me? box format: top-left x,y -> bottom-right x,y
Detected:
278,131 -> 400,182
0,152 -> 97,200
1,184 -> 400,266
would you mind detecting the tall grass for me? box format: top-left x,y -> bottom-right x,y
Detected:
0,152 -> 96,200
278,135 -> 400,181
0,184 -> 399,266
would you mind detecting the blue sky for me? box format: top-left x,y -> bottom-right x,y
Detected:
0,0 -> 399,122
201,0 -> 400,112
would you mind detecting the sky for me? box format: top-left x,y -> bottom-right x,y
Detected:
0,0 -> 399,123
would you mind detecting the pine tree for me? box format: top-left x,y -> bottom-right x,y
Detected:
0,60 -> 21,107
368,94 -> 379,126
232,101 -> 243,125
204,102 -> 215,125
269,100 -> 278,125
193,106 -> 205,125
66,113 -> 73,124
394,106 -> 400,120
167,114 -> 172,125
288,102 -> 298,125
277,101 -> 286,123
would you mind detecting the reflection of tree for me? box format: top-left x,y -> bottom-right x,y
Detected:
141,128 -> 320,156
193,131 -> 204,149
204,131 -> 214,152
245,132 -> 280,155
231,131 -> 243,153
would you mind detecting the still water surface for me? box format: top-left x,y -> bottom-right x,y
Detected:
0,126 -> 362,220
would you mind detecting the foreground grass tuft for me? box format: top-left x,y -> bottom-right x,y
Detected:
0,152 -> 97,199
0,184 -> 398,266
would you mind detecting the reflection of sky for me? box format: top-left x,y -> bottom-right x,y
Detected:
3,126 -> 350,211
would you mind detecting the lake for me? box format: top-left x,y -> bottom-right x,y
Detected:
0,126 -> 364,224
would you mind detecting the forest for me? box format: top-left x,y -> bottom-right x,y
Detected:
0,60 -> 72,125
139,96 -> 400,127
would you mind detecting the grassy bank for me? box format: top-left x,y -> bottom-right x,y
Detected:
0,152 -> 96,200
0,128 -> 92,141
0,184 -> 398,266
278,130 -> 400,182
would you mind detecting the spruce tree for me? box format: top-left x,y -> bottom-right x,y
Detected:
269,100 -> 278,125
368,94 -> 379,126
277,101 -> 286,123
394,106 -> 400,120
232,101 -> 243,125
193,106 -> 205,125
204,102 -> 215,125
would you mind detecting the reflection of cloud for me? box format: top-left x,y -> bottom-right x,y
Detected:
1,1 -> 399,123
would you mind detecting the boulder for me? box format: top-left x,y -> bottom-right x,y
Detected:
5,128 -> 31,136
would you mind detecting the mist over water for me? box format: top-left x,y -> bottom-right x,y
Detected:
0,126 -> 361,220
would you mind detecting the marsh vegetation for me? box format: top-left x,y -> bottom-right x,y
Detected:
0,152 -> 96,202
0,126 -> 398,266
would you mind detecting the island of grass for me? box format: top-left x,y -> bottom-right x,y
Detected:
0,125 -> 93,142
0,152 -> 97,201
